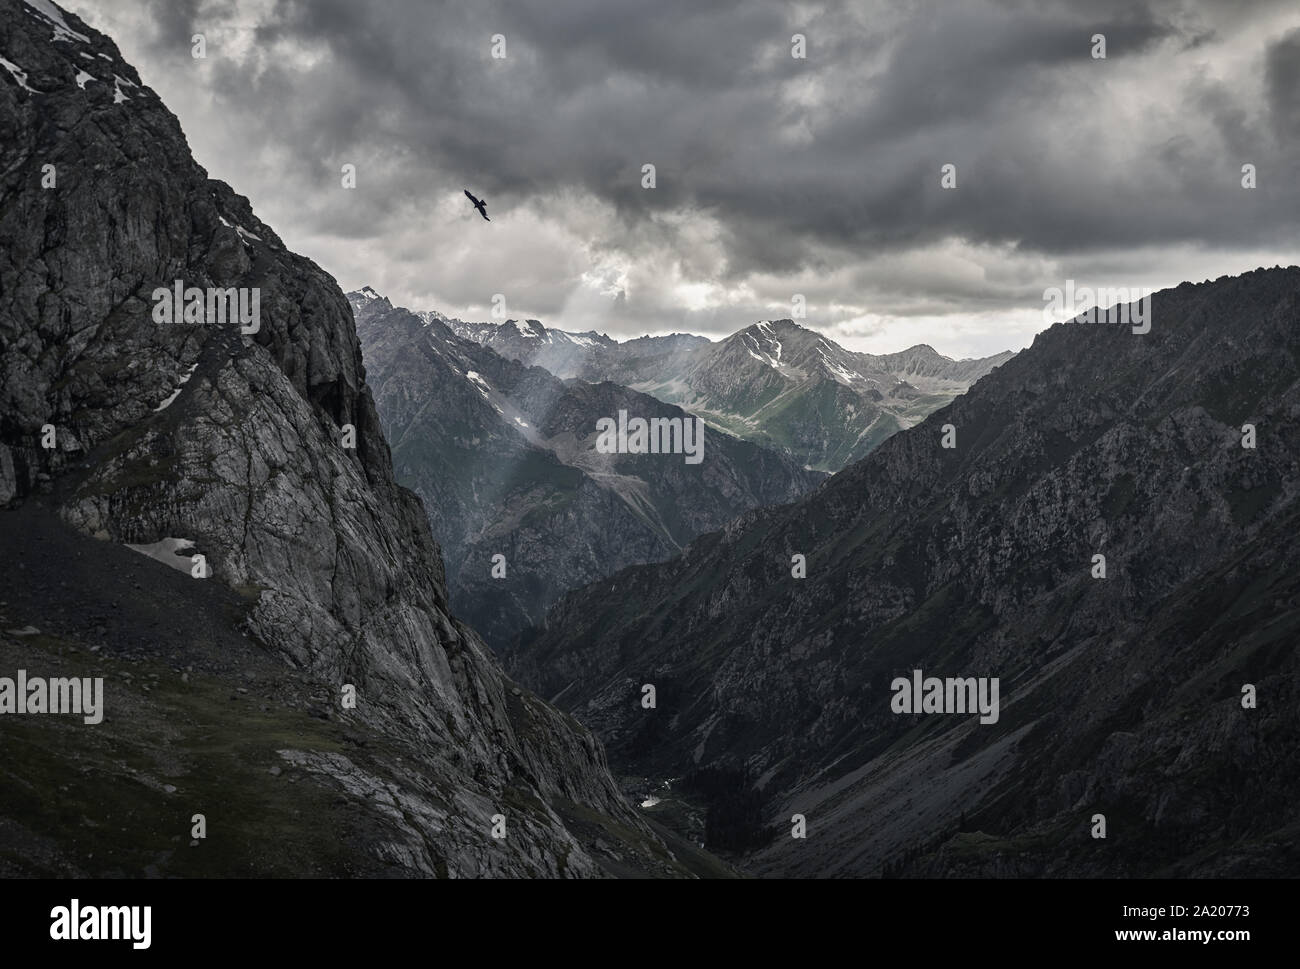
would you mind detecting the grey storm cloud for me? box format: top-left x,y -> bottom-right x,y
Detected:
68,0 -> 1300,353
1267,27 -> 1300,141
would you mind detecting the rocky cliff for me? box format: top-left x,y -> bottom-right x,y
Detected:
0,0 -> 704,877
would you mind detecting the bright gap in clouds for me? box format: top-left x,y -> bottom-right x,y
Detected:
64,0 -> 1300,360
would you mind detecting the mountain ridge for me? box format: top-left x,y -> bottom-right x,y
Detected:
392,300 -> 1013,471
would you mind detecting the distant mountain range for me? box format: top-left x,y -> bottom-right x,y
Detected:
351,290 -> 822,648
625,320 -> 1014,471
433,306 -> 1012,471
509,268 -> 1300,876
421,304 -> 708,381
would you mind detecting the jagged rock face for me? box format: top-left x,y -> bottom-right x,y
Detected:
512,269 -> 1300,875
352,293 -> 823,648
0,0 -> 673,877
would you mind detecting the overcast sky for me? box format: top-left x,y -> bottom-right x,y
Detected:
70,0 -> 1300,357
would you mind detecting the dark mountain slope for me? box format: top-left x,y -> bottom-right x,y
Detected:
510,267 -> 1300,875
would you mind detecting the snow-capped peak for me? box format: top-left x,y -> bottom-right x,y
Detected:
358,286 -> 382,301
561,332 -> 600,349
507,319 -> 545,339
737,319 -> 796,370
816,343 -> 864,385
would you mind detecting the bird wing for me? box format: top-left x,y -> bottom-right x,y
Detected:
464,189 -> 480,204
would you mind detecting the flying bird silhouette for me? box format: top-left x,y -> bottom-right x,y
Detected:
464,190 -> 490,222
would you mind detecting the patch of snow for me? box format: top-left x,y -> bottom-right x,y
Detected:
742,332 -> 783,370
153,387 -> 183,412
640,796 -> 661,809
750,323 -> 784,361
124,537 -> 197,574
513,416 -> 530,429
0,56 -> 38,93
112,74 -> 136,103
508,319 -> 543,339
465,371 -> 491,398
73,68 -> 95,88
153,363 -> 199,412
817,345 -> 861,384
22,0 -> 91,44
564,332 -> 597,349
218,214 -> 261,245
358,286 -> 382,301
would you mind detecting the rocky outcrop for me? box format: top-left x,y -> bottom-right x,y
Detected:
0,0 -> 688,877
